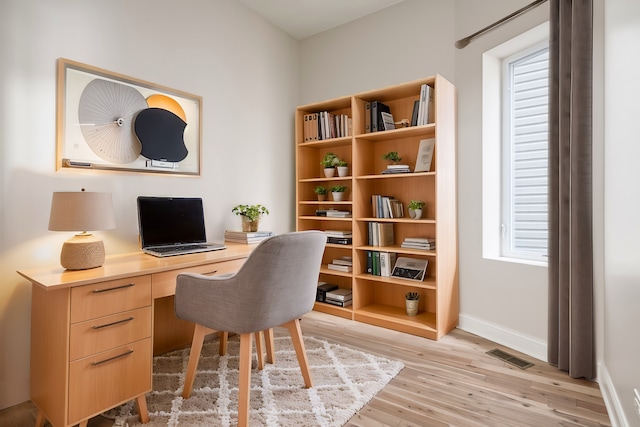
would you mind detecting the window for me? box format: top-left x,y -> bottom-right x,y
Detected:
482,22 -> 549,266
502,44 -> 549,261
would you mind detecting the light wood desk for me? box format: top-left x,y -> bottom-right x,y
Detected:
17,243 -> 254,427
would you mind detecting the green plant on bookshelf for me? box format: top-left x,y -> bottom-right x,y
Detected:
330,185 -> 347,193
383,151 -> 402,164
336,159 -> 348,167
408,200 -> 425,210
314,185 -> 328,195
320,152 -> 339,168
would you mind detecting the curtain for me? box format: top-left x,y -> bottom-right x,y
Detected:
547,0 -> 594,379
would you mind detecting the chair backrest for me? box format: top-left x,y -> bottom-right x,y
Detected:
175,231 -> 326,334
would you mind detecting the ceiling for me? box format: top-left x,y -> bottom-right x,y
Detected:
237,0 -> 405,40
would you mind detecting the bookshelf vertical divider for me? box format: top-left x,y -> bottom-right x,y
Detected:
295,75 -> 458,340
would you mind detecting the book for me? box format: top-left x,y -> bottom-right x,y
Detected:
379,252 -> 397,277
364,102 -> 371,133
326,236 -> 352,245
414,138 -> 435,172
224,230 -> 273,244
326,288 -> 352,301
325,210 -> 352,218
324,229 -> 352,237
366,251 -> 373,274
328,263 -> 353,272
332,256 -> 353,266
401,242 -> 435,250
404,237 -> 435,243
411,99 -> 420,126
391,257 -> 428,281
381,111 -> 395,131
370,101 -> 390,132
325,298 -> 352,307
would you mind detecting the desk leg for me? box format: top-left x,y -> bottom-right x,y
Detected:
35,410 -> 46,427
136,394 -> 150,423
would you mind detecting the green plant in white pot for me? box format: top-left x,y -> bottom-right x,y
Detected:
336,159 -> 349,177
408,200 -> 425,220
320,152 -> 339,177
330,185 -> 347,202
232,204 -> 269,232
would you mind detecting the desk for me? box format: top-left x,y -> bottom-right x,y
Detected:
17,243 -> 254,427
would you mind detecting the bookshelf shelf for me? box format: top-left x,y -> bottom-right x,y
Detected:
295,75 -> 458,340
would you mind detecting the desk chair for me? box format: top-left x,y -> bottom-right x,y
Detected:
174,230 -> 326,426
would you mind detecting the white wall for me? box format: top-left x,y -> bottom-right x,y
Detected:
603,1 -> 640,425
0,0 -> 299,409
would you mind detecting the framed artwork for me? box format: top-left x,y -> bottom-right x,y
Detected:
56,58 -> 202,175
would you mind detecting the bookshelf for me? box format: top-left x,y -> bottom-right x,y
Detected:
295,75 -> 457,340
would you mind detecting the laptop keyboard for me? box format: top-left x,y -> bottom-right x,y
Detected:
152,244 -> 208,253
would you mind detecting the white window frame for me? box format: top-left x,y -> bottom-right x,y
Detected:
482,22 -> 549,267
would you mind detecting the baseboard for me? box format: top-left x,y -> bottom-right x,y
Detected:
598,363 -> 630,427
458,314 -> 547,362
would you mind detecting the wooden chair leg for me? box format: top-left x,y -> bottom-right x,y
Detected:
219,331 -> 229,356
255,331 -> 265,370
264,328 -> 275,364
182,324 -> 209,398
238,333 -> 253,427
136,393 -> 150,423
283,319 -> 312,388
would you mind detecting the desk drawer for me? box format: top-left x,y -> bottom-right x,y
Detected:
152,258 -> 246,298
68,339 -> 151,424
71,276 -> 152,323
69,306 -> 152,361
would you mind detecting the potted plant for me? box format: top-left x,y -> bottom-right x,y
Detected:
383,151 -> 402,164
336,159 -> 349,177
330,185 -> 347,202
408,200 -> 425,220
320,152 -> 339,177
232,204 -> 269,232
405,292 -> 420,316
314,185 -> 328,201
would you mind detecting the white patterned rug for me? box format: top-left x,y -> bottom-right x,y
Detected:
112,335 -> 404,427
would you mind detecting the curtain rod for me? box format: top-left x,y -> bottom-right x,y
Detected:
455,0 -> 548,49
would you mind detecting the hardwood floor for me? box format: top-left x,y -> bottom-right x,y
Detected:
1,311 -> 611,426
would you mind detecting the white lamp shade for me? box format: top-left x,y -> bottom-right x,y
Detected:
49,192 -> 116,232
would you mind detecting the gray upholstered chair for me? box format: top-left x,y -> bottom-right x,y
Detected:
174,230 -> 326,427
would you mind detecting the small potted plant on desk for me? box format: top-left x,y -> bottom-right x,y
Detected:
408,200 -> 425,220
314,185 -> 328,201
321,152 -> 339,177
232,204 -> 269,232
330,185 -> 347,202
405,292 -> 420,316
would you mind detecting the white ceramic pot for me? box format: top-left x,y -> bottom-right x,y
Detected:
409,208 -> 423,220
337,166 -> 349,177
332,192 -> 344,202
324,168 -> 335,178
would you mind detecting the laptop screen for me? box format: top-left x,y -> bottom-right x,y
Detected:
137,196 -> 207,248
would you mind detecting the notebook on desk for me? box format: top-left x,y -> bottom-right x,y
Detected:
137,196 -> 226,257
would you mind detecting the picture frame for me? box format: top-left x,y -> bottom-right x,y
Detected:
56,58 -> 202,175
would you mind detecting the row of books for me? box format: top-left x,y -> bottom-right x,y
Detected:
368,222 -> 394,247
364,100 -> 391,133
415,84 -> 434,126
371,195 -> 405,219
224,230 -> 273,244
327,256 -> 353,272
303,111 -> 352,141
365,251 -> 397,277
401,237 -> 436,250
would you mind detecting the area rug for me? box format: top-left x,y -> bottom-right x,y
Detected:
112,335 -> 404,427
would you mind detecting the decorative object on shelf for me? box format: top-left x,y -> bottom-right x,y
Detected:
336,160 -> 349,177
383,151 -> 402,165
56,58 -> 202,175
48,189 -> 116,270
314,185 -> 328,201
405,292 -> 420,316
321,152 -> 339,177
232,204 -> 269,232
330,185 -> 347,202
408,200 -> 425,220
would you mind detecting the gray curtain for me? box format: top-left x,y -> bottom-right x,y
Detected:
547,0 -> 594,379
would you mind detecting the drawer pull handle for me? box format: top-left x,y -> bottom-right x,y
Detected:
91,349 -> 134,366
92,283 -> 135,293
92,317 -> 135,329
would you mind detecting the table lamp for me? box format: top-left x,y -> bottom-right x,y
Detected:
48,190 -> 116,270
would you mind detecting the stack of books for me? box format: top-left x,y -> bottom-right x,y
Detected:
325,288 -> 353,307
382,164 -> 411,174
328,256 -> 353,272
326,209 -> 352,218
325,230 -> 352,245
400,237 -> 436,250
224,230 -> 273,244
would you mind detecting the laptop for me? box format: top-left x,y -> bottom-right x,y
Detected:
137,196 -> 226,257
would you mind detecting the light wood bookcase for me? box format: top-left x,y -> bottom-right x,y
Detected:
295,75 -> 458,340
